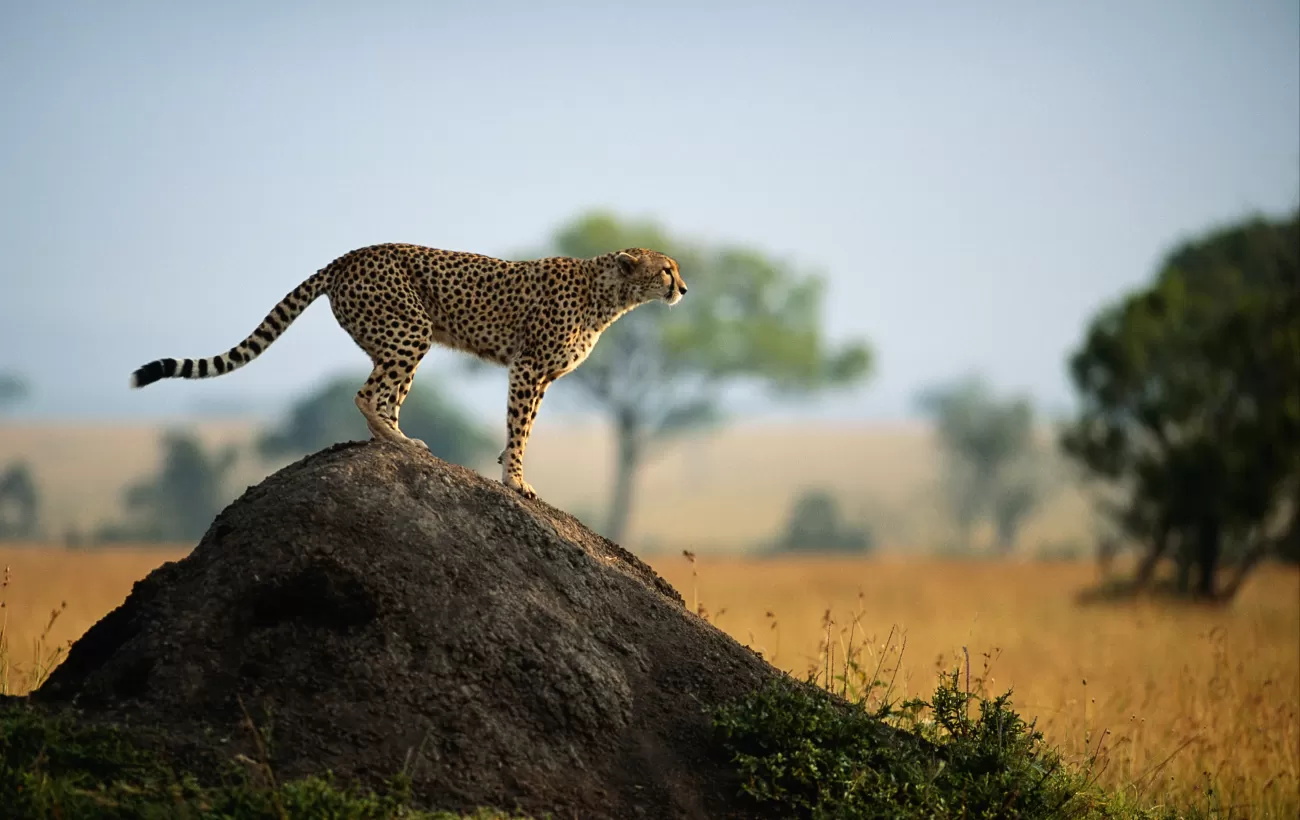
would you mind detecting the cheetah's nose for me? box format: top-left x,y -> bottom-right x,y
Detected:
679,284 -> 688,295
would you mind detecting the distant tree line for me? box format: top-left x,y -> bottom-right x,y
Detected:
24,206 -> 1298,586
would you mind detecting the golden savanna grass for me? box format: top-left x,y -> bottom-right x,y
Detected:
2,546 -> 1297,816
653,554 -> 1300,817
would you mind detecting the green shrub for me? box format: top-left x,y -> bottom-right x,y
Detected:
711,669 -> 1186,820
769,489 -> 875,555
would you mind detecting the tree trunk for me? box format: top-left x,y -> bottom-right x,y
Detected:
605,407 -> 642,545
1175,545 -> 1191,594
1218,537 -> 1271,601
994,523 -> 1014,554
1134,519 -> 1170,589
1196,516 -> 1222,599
957,517 -> 975,554
1279,491 -> 1300,564
955,484 -> 981,554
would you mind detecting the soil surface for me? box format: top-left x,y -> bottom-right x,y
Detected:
35,441 -> 786,819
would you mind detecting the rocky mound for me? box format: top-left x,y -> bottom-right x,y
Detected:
35,441 -> 783,819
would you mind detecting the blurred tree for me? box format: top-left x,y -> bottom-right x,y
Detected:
915,376 -> 1047,553
0,373 -> 29,412
97,431 -> 238,544
1061,209 -> 1299,599
0,462 -> 40,540
769,488 -> 874,555
524,211 -> 873,544
990,478 -> 1042,555
0,374 -> 40,541
258,372 -> 495,468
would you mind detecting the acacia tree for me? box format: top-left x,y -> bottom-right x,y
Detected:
529,211 -> 873,544
915,376 -> 1048,553
1061,210 -> 1299,599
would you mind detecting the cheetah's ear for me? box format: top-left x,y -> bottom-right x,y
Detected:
615,251 -> 640,275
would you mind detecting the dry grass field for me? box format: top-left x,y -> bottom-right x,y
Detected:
654,554 -> 1300,817
1,546 -> 1296,816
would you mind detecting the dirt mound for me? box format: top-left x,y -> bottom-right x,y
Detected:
35,441 -> 782,819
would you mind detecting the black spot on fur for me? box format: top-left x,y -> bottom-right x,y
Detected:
180,359 -> 194,378
198,358 -> 209,377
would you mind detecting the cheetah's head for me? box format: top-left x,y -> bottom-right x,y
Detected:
615,249 -> 688,306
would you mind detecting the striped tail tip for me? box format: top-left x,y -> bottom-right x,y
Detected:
129,359 -> 171,389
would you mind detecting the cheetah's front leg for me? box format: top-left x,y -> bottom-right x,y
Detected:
501,363 -> 550,500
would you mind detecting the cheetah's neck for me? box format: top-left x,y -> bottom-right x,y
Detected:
585,256 -> 641,331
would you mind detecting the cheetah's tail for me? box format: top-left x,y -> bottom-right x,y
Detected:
129,268 -> 332,389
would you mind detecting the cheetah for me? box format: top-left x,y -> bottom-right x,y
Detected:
128,243 -> 688,499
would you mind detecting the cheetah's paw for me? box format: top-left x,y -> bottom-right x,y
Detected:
503,473 -> 536,500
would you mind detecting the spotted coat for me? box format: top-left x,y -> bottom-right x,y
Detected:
129,243 -> 688,499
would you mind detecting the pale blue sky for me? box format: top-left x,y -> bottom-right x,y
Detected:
2,0 -> 1297,423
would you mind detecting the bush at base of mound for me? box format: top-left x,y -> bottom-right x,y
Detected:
709,670 -> 1195,820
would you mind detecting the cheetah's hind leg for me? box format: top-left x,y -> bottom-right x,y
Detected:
330,272 -> 434,451
353,362 -> 426,450
388,363 -> 428,450
353,366 -> 403,443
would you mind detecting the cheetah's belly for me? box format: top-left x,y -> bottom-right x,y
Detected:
418,280 -> 522,364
